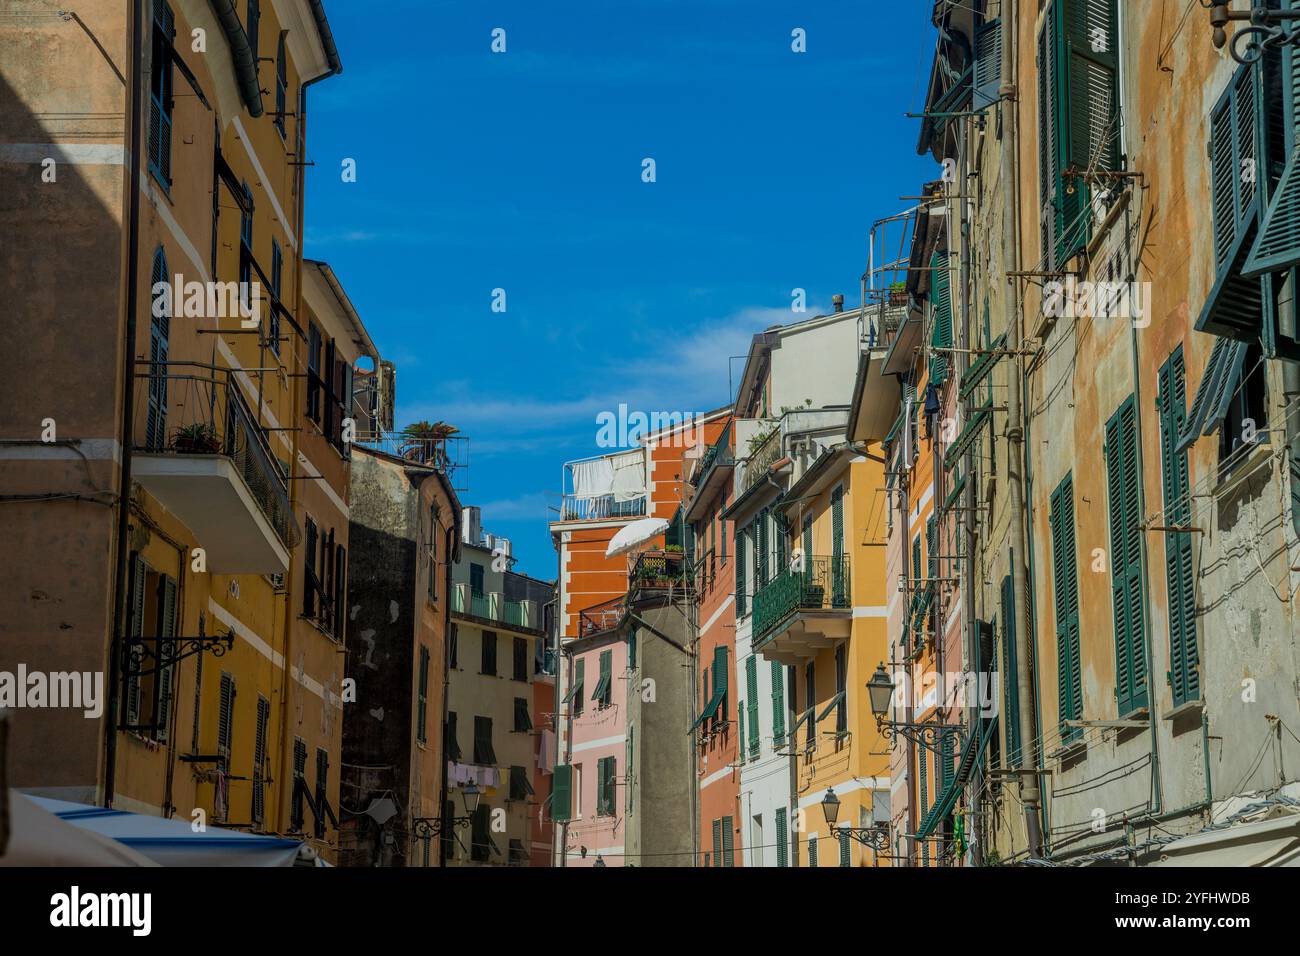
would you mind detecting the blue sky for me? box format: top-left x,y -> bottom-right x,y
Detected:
305,0 -> 939,579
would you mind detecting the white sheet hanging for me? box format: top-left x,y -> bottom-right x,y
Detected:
571,457 -> 615,499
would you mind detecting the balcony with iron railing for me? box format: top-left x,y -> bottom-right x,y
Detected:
558,493 -> 647,522
629,549 -> 690,594
131,361 -> 299,573
751,555 -> 852,664
577,594 -> 627,639
737,409 -> 853,498
352,430 -> 469,493
451,584 -> 542,634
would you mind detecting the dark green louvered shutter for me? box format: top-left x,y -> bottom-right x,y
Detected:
974,18 -> 1002,105
756,511 -> 769,586
217,671 -> 235,760
839,828 -> 851,867
775,808 -> 789,867
712,818 -> 722,866
929,250 -> 952,385
252,695 -> 269,825
1158,351 -> 1200,707
1037,6 -> 1063,268
1000,574 -> 1021,768
551,765 -> 572,822
770,661 -> 786,743
1106,396 -> 1149,716
722,816 -> 735,867
1051,475 -> 1083,742
712,646 -> 728,723
809,836 -> 819,867
417,645 -> 429,743
941,729 -> 955,788
831,486 -> 847,606
918,738 -> 928,818
737,708 -> 745,762
735,521 -> 747,617
146,247 -> 169,450
746,655 -> 759,758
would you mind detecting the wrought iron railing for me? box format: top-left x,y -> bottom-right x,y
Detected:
353,431 -> 469,490
578,594 -> 626,638
752,555 -> 851,646
629,550 -> 689,592
690,423 -> 732,487
132,361 -> 299,549
558,493 -> 647,522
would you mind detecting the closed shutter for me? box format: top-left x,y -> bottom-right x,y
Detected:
1158,351 -> 1200,706
770,661 -> 786,742
775,808 -> 788,867
417,645 -> 429,743
722,815 -> 735,867
756,511 -> 769,586
217,672 -> 235,760
551,765 -> 573,822
333,544 -> 346,638
808,835 -> 818,867
148,1 -> 175,186
1000,574 -> 1021,768
712,818 -> 722,867
839,828 -> 851,867
831,486 -> 847,606
712,646 -> 728,723
1106,396 -> 1149,716
1051,475 -> 1084,741
291,738 -> 307,830
303,518 -> 318,618
929,250 -> 952,385
746,656 -> 759,757
156,574 -> 177,741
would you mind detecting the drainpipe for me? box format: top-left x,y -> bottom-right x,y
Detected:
104,0 -> 146,808
899,476 -> 916,864
999,0 -> 1043,857
437,516 -> 456,866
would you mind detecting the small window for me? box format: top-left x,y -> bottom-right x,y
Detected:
1220,343 -> 1268,472
416,645 -> 430,744
509,766 -> 534,801
445,711 -> 461,761
513,636 -> 528,681
481,631 -> 497,675
470,563 -> 485,596
513,697 -> 532,732
473,716 -> 496,765
447,623 -> 458,669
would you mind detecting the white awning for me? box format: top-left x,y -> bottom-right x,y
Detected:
1150,810 -> 1300,867
605,517 -> 669,557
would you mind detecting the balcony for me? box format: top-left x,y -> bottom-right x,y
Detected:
353,429 -> 469,493
451,584 -> 541,633
130,362 -> 299,573
752,556 -> 852,664
629,549 -> 690,594
577,594 -> 626,639
558,493 -> 647,522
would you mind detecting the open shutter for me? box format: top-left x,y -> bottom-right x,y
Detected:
252,696 -> 269,825
974,18 -> 1002,105
1158,351 -> 1200,707
1051,476 -> 1083,742
735,521 -> 747,617
1038,7 -> 1062,270
1000,574 -> 1021,768
712,646 -> 728,722
126,554 -> 147,727
1106,397 -> 1149,716
1176,337 -> 1248,454
746,655 -> 759,757
929,250 -> 952,385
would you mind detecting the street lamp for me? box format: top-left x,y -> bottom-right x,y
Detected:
1209,1 -> 1300,64
820,786 -> 890,851
867,663 -> 895,720
412,782 -> 482,839
867,662 -> 952,755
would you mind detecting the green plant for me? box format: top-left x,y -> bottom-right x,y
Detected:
172,422 -> 219,453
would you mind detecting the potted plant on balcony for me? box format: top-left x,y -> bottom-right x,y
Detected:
888,280 -> 907,307
172,422 -> 220,454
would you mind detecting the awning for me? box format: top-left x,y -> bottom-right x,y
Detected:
943,401 -> 993,470
28,796 -> 306,866
1176,337 -> 1247,455
1150,810 -> 1300,867
915,717 -> 998,840
788,705 -> 815,742
606,517 -> 669,557
1,792 -> 157,867
959,333 -> 1006,403
816,691 -> 845,723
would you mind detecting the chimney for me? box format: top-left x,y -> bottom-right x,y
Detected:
832,294 -> 845,313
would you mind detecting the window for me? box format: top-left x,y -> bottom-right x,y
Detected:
596,756 -> 616,816
124,553 -> 178,740
1158,349 -> 1200,709
1105,395 -> 1149,716
571,658 -> 585,716
417,645 -> 429,744
509,766 -> 534,801
217,671 -> 235,763
513,697 -> 532,732
593,649 -> 612,708
1220,343 -> 1267,469
314,747 -> 329,838
473,716 -> 495,765
735,521 -> 747,617
513,636 -> 528,681
573,763 -> 584,817
269,239 -> 282,355
290,737 -> 306,830
252,695 -> 270,826
274,31 -> 288,138
775,807 -> 789,867
481,631 -> 497,675
1000,574 -> 1021,768
470,803 -> 493,862
751,814 -> 764,867
1050,475 -> 1083,742
839,828 -> 851,867
771,661 -> 786,745
804,661 -> 816,751
834,643 -> 847,736
238,181 -> 253,312
306,323 -> 322,423
1037,0 -> 1121,270
470,563 -> 484,596
929,249 -> 952,384
447,623 -> 458,669
143,246 -> 172,452
148,0 -> 175,187
808,834 -> 819,868
445,711 -> 461,761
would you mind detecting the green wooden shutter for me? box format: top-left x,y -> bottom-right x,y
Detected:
713,646 -> 729,722
941,729 -> 955,788
839,828 -> 851,867
156,574 -> 177,741
1037,5 -> 1063,268
756,511 -> 769,586
775,808 -> 789,867
809,835 -> 818,867
1051,475 -> 1083,742
551,765 -> 572,822
735,522 -> 747,617
737,708 -> 746,762
746,656 -> 760,758
770,661 -> 786,742
1106,396 -> 1149,716
929,250 -> 952,385
722,815 -> 735,867
712,818 -> 722,866
1158,351 -> 1200,707
1000,574 -> 1021,768
974,18 -> 1003,105
918,739 -> 928,818
831,486 -> 846,606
